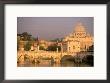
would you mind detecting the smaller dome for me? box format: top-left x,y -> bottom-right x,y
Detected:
74,22 -> 86,32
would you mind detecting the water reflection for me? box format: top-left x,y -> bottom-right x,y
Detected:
17,59 -> 91,67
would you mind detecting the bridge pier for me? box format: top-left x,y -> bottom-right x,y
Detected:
53,56 -> 61,64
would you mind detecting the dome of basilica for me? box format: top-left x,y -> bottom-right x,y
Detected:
74,22 -> 86,32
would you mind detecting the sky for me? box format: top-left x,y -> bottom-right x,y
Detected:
17,17 -> 94,40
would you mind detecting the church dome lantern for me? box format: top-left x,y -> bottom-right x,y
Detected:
74,22 -> 86,32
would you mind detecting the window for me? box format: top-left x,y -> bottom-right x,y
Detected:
73,46 -> 75,49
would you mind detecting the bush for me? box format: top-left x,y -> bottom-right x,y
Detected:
46,45 -> 61,51
39,46 -> 45,50
24,41 -> 32,51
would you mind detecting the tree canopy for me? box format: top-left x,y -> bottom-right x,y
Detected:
87,45 -> 94,52
46,45 -> 61,51
18,32 -> 32,41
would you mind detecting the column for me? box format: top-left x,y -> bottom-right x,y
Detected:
57,47 -> 58,53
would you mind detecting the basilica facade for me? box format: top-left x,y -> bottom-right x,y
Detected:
62,22 -> 93,53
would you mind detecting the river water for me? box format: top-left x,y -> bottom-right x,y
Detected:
17,59 -> 91,67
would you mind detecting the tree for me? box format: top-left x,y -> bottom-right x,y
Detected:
39,46 -> 45,50
17,38 -> 20,51
46,45 -> 61,51
17,41 -> 20,51
50,38 -> 63,42
24,41 -> 32,51
87,45 -> 94,52
21,32 -> 32,41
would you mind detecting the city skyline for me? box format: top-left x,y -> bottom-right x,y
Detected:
17,17 -> 94,67
17,17 -> 94,40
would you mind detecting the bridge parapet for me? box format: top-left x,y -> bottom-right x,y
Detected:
17,50 -> 78,64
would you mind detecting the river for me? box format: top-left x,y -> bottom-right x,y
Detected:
17,59 -> 91,67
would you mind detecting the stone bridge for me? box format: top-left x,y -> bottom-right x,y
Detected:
17,51 -> 77,64
17,50 -> 93,64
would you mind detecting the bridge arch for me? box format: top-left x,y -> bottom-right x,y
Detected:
60,55 -> 74,62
